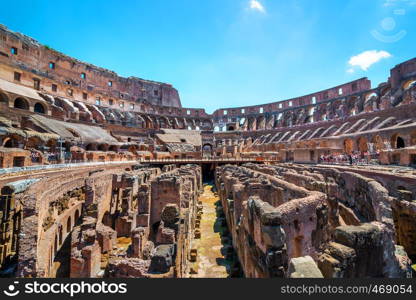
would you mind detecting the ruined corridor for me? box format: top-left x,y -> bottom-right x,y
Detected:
188,184 -> 232,278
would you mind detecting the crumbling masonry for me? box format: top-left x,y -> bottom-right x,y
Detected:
0,25 -> 416,278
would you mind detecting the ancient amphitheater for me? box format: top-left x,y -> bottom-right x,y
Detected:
0,25 -> 415,278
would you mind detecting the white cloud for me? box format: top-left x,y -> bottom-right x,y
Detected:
383,0 -> 416,7
348,50 -> 392,71
249,0 -> 266,13
347,68 -> 355,74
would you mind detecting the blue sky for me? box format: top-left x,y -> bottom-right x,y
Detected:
1,0 -> 415,113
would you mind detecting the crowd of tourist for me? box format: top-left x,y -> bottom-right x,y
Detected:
319,151 -> 380,165
30,150 -> 72,164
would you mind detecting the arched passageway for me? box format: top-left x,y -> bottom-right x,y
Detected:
14,98 -> 29,110
344,139 -> 354,154
34,102 -> 46,114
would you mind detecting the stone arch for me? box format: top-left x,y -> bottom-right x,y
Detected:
357,137 -> 369,153
26,136 -> 43,150
14,97 -> 29,110
109,145 -> 119,152
371,135 -> 384,152
34,102 -> 46,114
136,115 -> 145,128
46,139 -> 58,152
74,209 -> 80,225
97,144 -> 109,151
202,143 -> 213,152
58,226 -> 63,245
0,91 -> 9,105
344,138 -> 354,154
402,79 -> 416,90
2,135 -> 24,148
159,116 -> 169,128
66,216 -> 72,233
54,236 -> 58,258
391,133 -> 406,149
397,136 -> 406,149
86,143 -> 97,151
256,116 -> 265,130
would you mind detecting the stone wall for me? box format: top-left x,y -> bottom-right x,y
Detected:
215,163 -> 413,278
215,164 -> 328,278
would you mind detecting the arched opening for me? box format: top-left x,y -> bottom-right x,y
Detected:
54,237 -> 58,257
66,216 -> 71,233
357,137 -> 369,153
97,144 -> 108,152
3,138 -> 13,148
26,136 -> 43,150
344,139 -> 354,154
391,134 -> 406,149
202,144 -> 213,158
403,79 -> 416,90
371,135 -> 384,152
294,236 -> 304,258
109,145 -> 118,152
227,125 -> 235,131
159,118 -> 167,128
3,136 -> 23,148
14,98 -> 29,110
397,136 -> 406,149
34,102 -> 46,114
202,144 -> 213,152
0,92 -> 9,105
58,227 -> 63,245
152,221 -> 161,237
74,209 -> 80,225
46,139 -> 57,152
86,144 -> 97,151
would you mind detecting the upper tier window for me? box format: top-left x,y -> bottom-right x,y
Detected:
241,109 -> 245,114
259,107 -> 264,113
81,73 -> 86,79
224,110 -> 228,115
108,81 -> 113,87
311,96 -> 317,104
11,47 -> 17,55
49,62 -> 55,69
33,78 -> 40,90
289,101 -> 293,107
338,88 -> 343,95
14,72 -> 21,82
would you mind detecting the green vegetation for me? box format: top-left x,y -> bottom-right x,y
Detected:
44,45 -> 56,51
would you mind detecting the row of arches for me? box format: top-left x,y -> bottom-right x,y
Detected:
343,133 -> 409,154
213,80 -> 416,133
0,91 -> 48,114
49,207 -> 81,276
